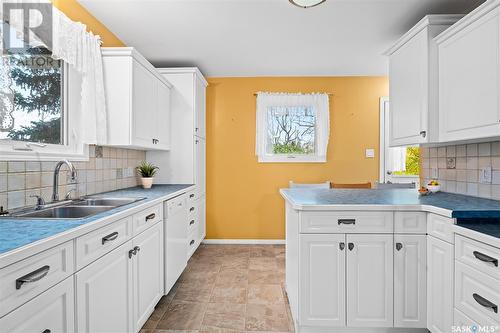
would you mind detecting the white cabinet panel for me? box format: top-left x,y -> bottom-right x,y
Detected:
195,75 -> 206,138
195,137 -> 206,196
299,234 -> 346,327
427,235 -> 454,333
346,234 -> 393,327
197,196 -> 206,244
0,278 -> 74,333
300,211 -> 393,234
394,212 -> 427,234
438,4 -> 500,142
132,60 -> 156,147
156,81 -> 172,150
456,235 -> 500,280
76,240 -> 134,333
133,222 -> 164,331
394,235 -> 427,328
427,213 -> 455,244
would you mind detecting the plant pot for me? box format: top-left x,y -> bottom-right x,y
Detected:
141,177 -> 154,189
427,185 -> 440,193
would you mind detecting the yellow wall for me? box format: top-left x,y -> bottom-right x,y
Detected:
51,0 -> 124,47
206,77 -> 389,240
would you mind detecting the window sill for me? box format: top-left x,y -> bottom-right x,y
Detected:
258,155 -> 326,163
0,143 -> 89,161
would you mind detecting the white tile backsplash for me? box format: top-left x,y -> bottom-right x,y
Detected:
422,140 -> 500,199
0,145 -> 145,210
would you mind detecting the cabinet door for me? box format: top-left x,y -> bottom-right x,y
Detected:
346,234 -> 393,327
195,137 -> 206,196
389,29 -> 428,146
299,234 -> 346,327
427,235 -> 453,333
156,81 -> 171,150
194,76 -> 206,138
394,235 -> 427,328
132,61 -> 156,148
439,9 -> 500,142
76,240 -> 134,333
197,196 -> 206,244
0,277 -> 74,333
133,222 -> 164,331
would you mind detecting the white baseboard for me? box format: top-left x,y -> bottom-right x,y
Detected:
202,239 -> 285,245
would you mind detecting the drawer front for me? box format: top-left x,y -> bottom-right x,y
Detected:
187,201 -> 197,221
455,261 -> 500,325
428,213 -> 455,243
187,230 -> 198,259
186,190 -> 197,204
133,204 -> 163,235
76,217 -> 133,270
454,308 -> 482,328
456,235 -> 500,281
188,213 -> 197,235
394,212 -> 427,234
166,194 -> 186,217
300,211 -> 394,234
0,277 -> 74,333
0,241 -> 74,317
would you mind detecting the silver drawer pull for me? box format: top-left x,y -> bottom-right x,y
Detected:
473,293 -> 498,313
339,242 -> 345,251
189,194 -> 195,198
16,265 -> 50,290
396,243 -> 403,251
102,231 -> 119,245
473,251 -> 499,267
348,243 -> 354,251
190,240 -> 195,246
145,213 -> 156,221
190,207 -> 195,212
338,219 -> 355,225
42,330 -> 51,333
189,220 -> 195,226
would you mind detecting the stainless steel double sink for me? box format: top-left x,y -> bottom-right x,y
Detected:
10,197 -> 146,219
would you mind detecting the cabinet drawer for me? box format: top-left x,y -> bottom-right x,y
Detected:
186,190 -> 197,204
456,235 -> 500,281
394,212 -> 427,234
187,231 -> 197,259
133,204 -> 163,235
187,201 -> 197,220
0,277 -> 74,333
300,211 -> 393,234
455,261 -> 500,325
188,214 -> 197,235
428,214 -> 455,243
76,217 -> 133,270
0,241 -> 74,317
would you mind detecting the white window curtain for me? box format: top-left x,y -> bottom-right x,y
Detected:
256,92 -> 330,161
0,0 -> 107,144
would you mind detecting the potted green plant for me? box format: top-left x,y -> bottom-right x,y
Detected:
137,161 -> 159,189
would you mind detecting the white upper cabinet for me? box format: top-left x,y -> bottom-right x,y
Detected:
102,47 -> 172,150
385,15 -> 462,147
436,1 -> 500,142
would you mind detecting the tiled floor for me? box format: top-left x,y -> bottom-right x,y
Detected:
140,244 -> 294,333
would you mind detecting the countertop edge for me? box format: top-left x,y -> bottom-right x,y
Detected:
0,185 -> 195,268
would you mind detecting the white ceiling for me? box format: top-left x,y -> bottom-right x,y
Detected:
79,0 -> 484,77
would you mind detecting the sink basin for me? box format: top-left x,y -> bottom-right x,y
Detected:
74,197 -> 145,207
16,206 -> 115,219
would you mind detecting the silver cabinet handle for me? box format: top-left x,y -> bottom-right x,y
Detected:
473,293 -> 498,313
190,207 -> 195,212
338,219 -> 355,225
339,242 -> 345,251
129,249 -> 135,259
190,240 -> 195,246
102,231 -> 119,245
189,194 -> 195,198
420,130 -> 426,138
348,243 -> 354,251
473,251 -> 498,267
190,220 -> 195,226
396,243 -> 403,251
42,330 -> 51,333
16,265 -> 50,289
134,246 -> 140,253
145,213 -> 156,221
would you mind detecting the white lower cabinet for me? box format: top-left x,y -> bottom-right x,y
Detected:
133,222 -> 164,331
427,235 -> 454,333
76,240 -> 134,333
299,234 -> 346,327
0,277 -> 74,333
346,234 -> 394,327
76,222 -> 163,333
394,235 -> 427,328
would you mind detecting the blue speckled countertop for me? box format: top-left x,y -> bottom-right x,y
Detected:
0,184 -> 192,255
280,188 -> 500,218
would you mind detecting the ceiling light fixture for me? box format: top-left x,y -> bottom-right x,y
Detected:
289,0 -> 326,8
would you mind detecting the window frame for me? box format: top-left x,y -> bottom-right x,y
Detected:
0,62 -> 89,161
256,93 -> 329,163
